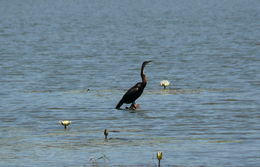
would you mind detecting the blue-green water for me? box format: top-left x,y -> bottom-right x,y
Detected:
0,0 -> 259,166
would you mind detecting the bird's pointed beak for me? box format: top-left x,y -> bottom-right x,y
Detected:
144,60 -> 152,65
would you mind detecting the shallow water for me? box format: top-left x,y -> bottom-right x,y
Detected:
0,0 -> 260,166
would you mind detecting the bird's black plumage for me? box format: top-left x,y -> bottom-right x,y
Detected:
116,61 -> 152,109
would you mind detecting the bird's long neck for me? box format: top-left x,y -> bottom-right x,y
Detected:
141,64 -> 147,83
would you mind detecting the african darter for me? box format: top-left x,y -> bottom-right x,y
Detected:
116,61 -> 152,110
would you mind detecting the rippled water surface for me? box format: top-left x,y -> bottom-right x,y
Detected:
0,0 -> 260,166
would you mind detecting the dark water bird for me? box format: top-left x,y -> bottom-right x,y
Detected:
116,61 -> 152,110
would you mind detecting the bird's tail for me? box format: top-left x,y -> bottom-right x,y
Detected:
116,100 -> 123,109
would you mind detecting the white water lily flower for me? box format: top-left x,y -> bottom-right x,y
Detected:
59,120 -> 71,129
160,80 -> 170,89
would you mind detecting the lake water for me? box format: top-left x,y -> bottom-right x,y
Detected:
0,0 -> 259,166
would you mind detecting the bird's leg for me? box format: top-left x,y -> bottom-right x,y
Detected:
129,102 -> 137,110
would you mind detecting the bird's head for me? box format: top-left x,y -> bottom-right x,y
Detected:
141,60 -> 152,82
142,60 -> 152,67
